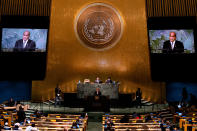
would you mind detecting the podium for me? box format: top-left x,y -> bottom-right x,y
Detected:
84,96 -> 110,112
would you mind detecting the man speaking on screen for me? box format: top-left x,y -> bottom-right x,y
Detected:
13,31 -> 36,52
162,32 -> 184,53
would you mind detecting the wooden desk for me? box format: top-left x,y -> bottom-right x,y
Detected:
2,106 -> 16,110
184,124 -> 197,131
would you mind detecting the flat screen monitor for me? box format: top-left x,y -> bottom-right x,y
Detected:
149,29 -> 195,54
1,28 -> 48,52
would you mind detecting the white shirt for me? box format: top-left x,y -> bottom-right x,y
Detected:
25,126 -> 32,131
171,41 -> 175,50
23,40 -> 28,48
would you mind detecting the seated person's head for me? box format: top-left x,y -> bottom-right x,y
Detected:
9,98 -> 13,102
19,106 -> 23,111
14,123 -> 20,129
32,123 -> 35,127
4,122 -> 9,126
14,125 -> 19,129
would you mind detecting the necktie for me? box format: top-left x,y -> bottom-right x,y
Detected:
23,41 -> 26,48
171,42 -> 173,49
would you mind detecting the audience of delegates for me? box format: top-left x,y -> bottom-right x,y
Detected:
103,109 -> 189,131
0,85 -> 196,131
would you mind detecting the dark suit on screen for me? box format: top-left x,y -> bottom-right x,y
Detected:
14,39 -> 36,52
162,40 -> 184,53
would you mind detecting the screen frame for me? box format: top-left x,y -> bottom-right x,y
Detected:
148,29 -> 195,54
0,15 -> 50,80
147,16 -> 197,55
0,15 -> 50,54
147,16 -> 197,82
1,28 -> 49,53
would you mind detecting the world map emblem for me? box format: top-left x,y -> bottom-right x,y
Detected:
75,3 -> 123,50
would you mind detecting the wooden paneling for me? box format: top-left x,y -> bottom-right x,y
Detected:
32,0 -> 165,103
146,0 -> 197,17
0,0 -> 51,16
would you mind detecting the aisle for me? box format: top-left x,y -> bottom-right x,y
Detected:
86,112 -> 104,131
87,122 -> 102,131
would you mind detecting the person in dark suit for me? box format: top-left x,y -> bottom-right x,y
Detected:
136,88 -> 142,108
13,31 -> 36,52
181,87 -> 188,106
17,106 -> 26,125
94,88 -> 102,97
94,77 -> 102,83
105,77 -> 113,84
55,84 -> 61,97
7,98 -> 16,107
162,32 -> 184,53
94,88 -> 102,101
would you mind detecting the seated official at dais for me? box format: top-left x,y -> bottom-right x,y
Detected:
105,77 -> 113,84
94,77 -> 102,83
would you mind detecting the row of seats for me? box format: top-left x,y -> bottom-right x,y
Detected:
102,114 -> 161,131
25,113 -> 88,131
0,107 -> 88,131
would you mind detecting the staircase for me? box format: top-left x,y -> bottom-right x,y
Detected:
141,99 -> 154,106
158,109 -> 174,120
